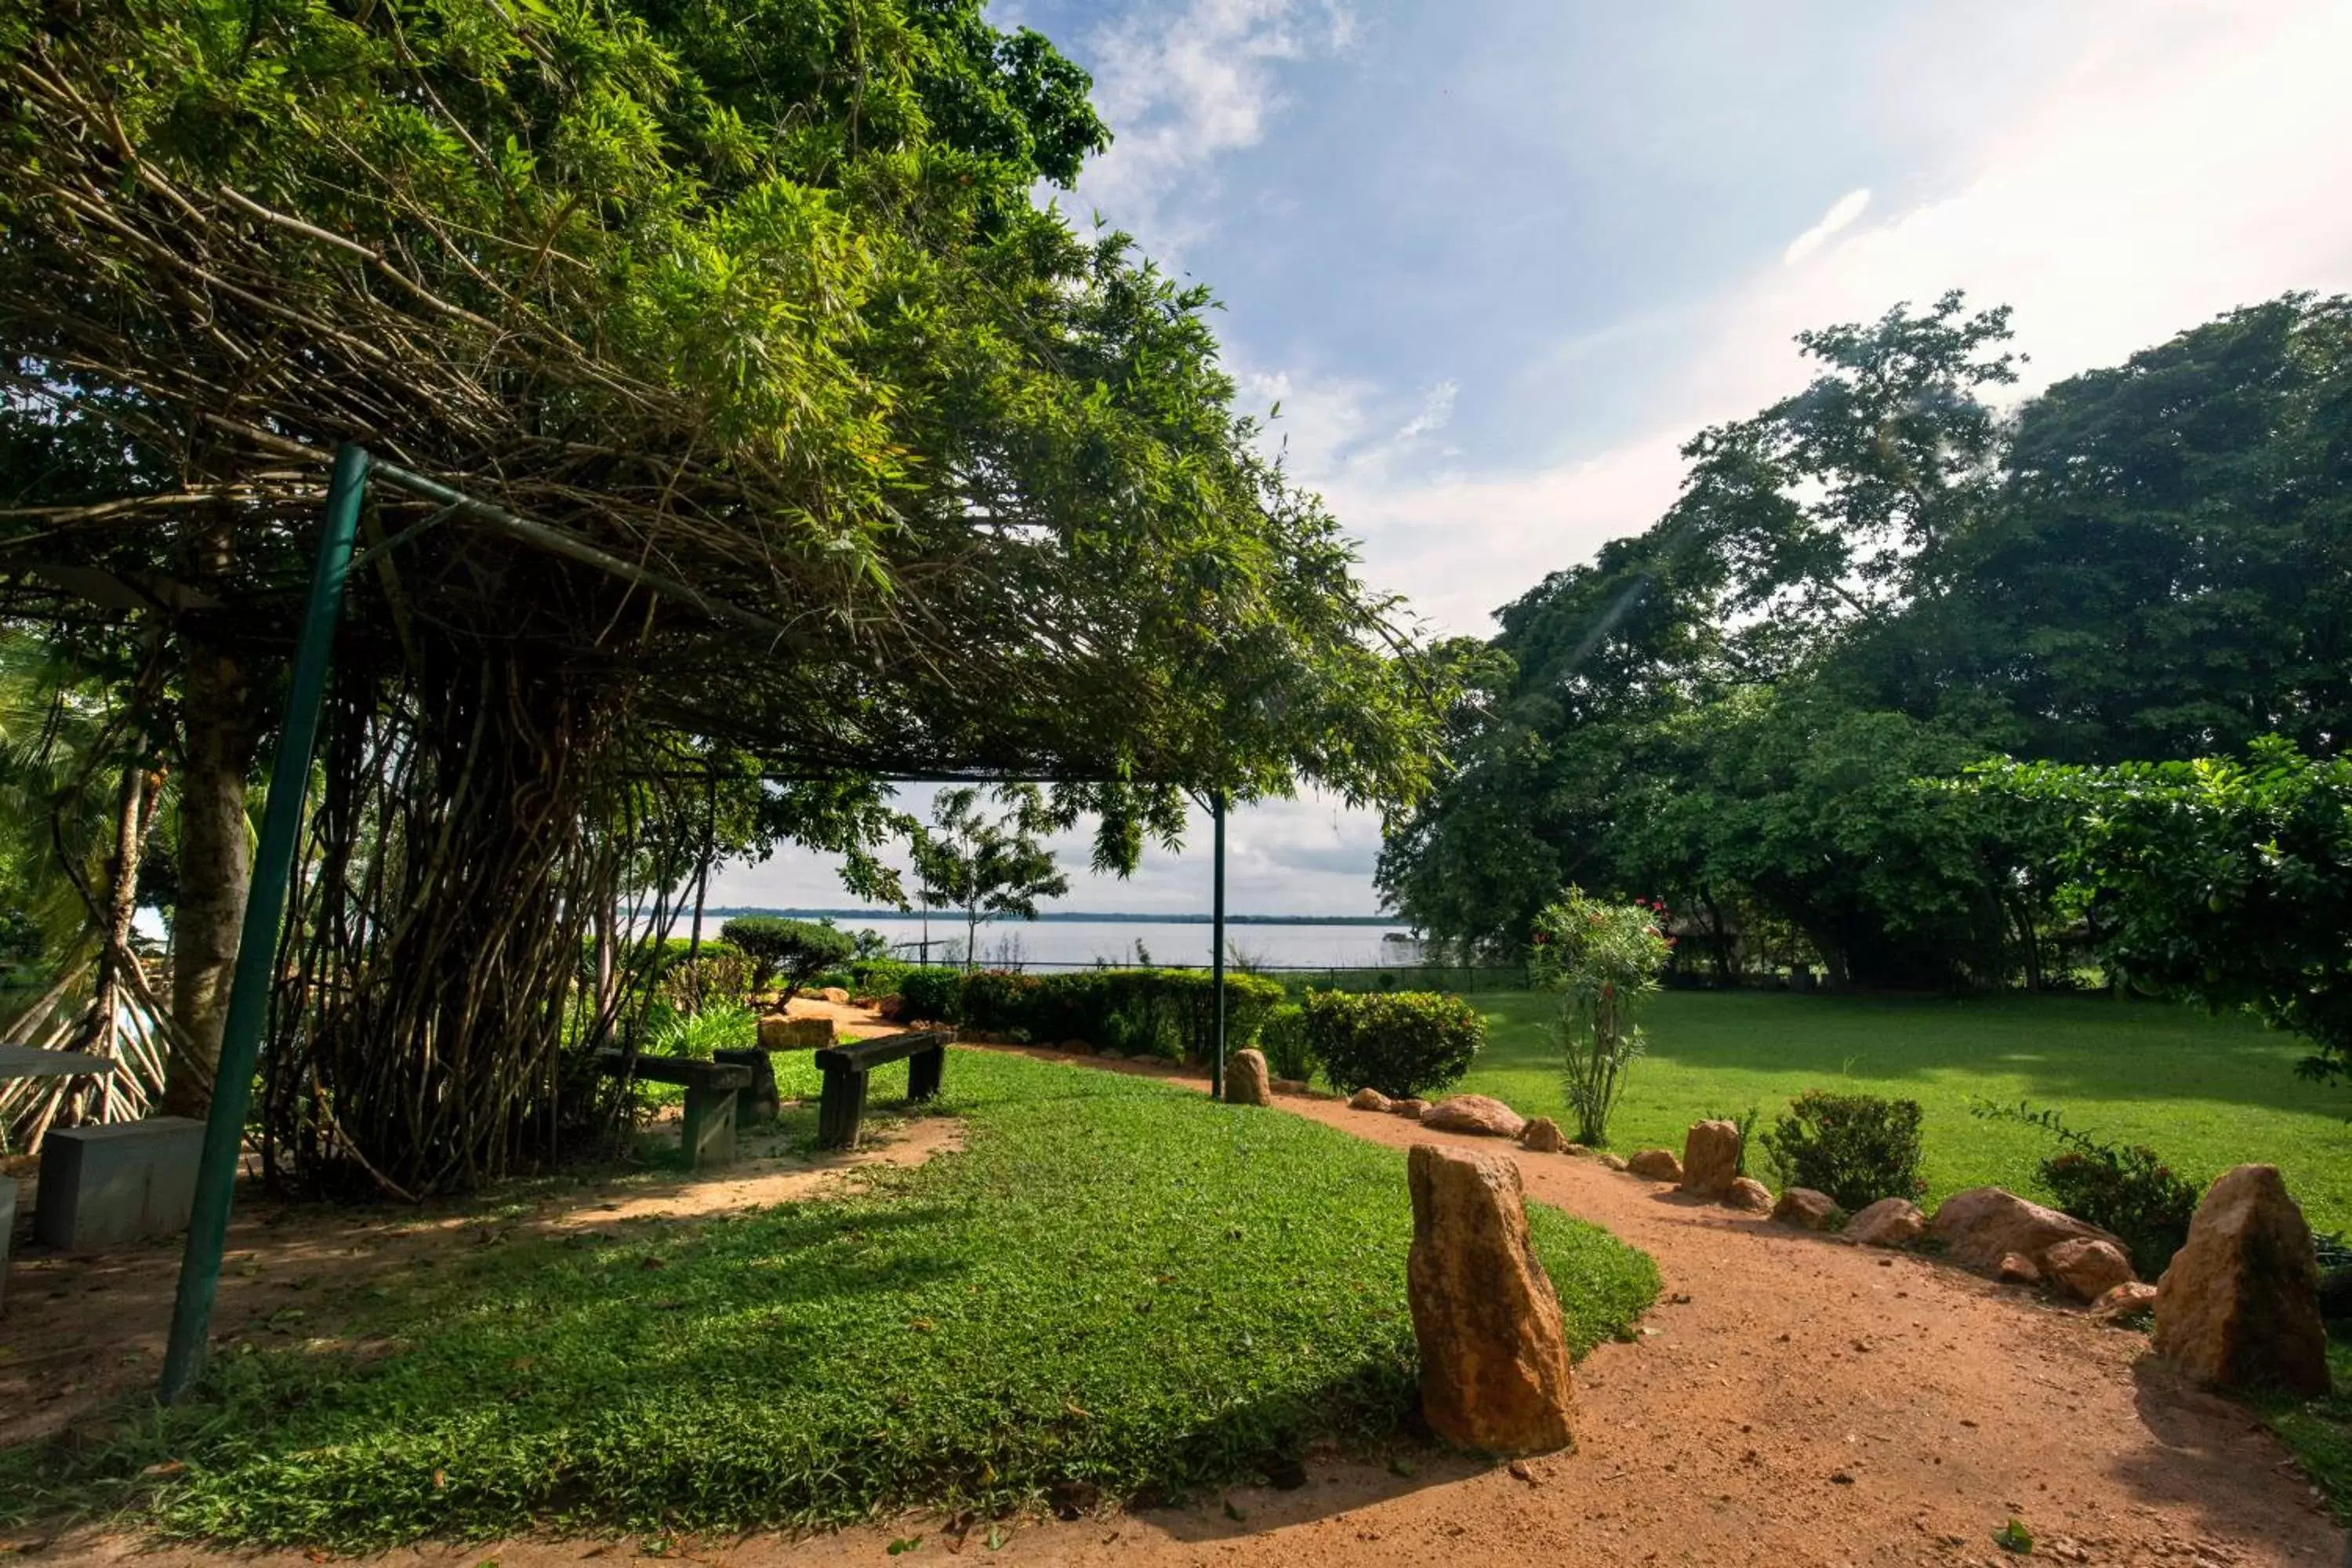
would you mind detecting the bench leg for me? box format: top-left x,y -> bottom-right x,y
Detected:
0,1175 -> 16,1312
906,1045 -> 944,1103
681,1085 -> 739,1169
818,1067 -> 869,1151
715,1048 -> 779,1126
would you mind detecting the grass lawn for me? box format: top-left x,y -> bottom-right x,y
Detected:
2265,1338 -> 2352,1525
1,1049 -> 1656,1549
1454,989 -> 2352,1233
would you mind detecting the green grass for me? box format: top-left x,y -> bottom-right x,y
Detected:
2,1048 -> 1656,1548
1454,990 -> 2352,1232
2265,1336 -> 2352,1524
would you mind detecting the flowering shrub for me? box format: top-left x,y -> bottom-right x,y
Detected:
1530,888 -> 1671,1145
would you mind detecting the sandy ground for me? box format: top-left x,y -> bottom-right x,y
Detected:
9,1037 -> 2346,1567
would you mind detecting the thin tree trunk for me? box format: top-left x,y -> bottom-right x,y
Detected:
78,765 -> 148,1120
164,638 -> 255,1119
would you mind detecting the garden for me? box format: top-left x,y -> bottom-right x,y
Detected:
0,0 -> 2347,1559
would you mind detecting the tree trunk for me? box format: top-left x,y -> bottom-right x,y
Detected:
74,764 -> 150,1120
164,639 -> 256,1120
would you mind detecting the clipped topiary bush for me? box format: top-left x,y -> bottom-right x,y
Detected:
1300,989 -> 1483,1099
719,916 -> 857,1000
1762,1091 -> 1926,1212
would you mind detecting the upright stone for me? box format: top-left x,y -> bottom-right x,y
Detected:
1678,1120 -> 1742,1200
33,1117 -> 205,1251
2154,1164 -> 2330,1396
1519,1116 -> 1569,1154
1405,1142 -> 1576,1455
1224,1048 -> 1272,1106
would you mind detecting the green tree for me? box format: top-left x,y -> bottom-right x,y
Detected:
718,915 -> 855,1000
1971,739 -> 2352,1083
912,786 -> 1071,973
1530,888 -> 1670,1145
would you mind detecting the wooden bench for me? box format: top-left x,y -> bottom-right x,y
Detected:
813,1029 -> 951,1151
596,1051 -> 755,1170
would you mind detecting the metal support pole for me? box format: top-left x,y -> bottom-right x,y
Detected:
1210,791 -> 1227,1100
160,444 -> 369,1403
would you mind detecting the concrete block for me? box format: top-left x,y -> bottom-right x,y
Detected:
0,1175 -> 17,1310
34,1116 -> 205,1251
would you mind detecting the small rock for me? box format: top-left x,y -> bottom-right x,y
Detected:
818,986 -> 851,1004
2089,1280 -> 2160,1320
1625,1149 -> 1682,1182
1519,1116 -> 1569,1154
1263,1456 -> 1308,1490
1845,1198 -> 1926,1248
1599,1153 -> 1628,1172
1391,1098 -> 1430,1120
1098,1048 -> 1126,1061
1724,1177 -> 1773,1214
1348,1087 -> 1393,1112
1772,1187 -> 1843,1231
1224,1048 -> 1272,1107
1421,1094 -> 1526,1139
1270,1077 -> 1310,1094
875,994 -> 906,1021
1997,1252 -> 2043,1286
2154,1163 -> 2331,1396
2044,1237 -> 2136,1304
1678,1120 -> 1743,1200
1563,1142 -> 1589,1156
1406,1142 -> 1577,1454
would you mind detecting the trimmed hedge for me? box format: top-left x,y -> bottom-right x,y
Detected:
887,967 -> 1286,1062
1301,989 -> 1483,1099
719,916 -> 855,997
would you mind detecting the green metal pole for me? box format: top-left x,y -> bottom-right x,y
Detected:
160,444 -> 369,1403
1210,791 -> 1226,1101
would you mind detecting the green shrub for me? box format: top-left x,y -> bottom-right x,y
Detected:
1762,1091 -> 1927,1212
1301,990 -> 1483,1099
897,967 -> 963,1024
847,957 -> 914,1000
1970,1100 -> 2201,1273
718,916 -> 856,999
650,941 -> 753,1011
916,968 -> 1284,1062
1258,1004 -> 1314,1080
637,1000 -> 758,1061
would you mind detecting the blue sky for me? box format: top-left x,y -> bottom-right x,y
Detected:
710,0 -> 2352,918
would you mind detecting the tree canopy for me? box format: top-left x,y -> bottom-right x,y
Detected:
1381,292 -> 2352,992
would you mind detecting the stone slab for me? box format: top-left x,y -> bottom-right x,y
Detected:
34,1116 -> 205,1252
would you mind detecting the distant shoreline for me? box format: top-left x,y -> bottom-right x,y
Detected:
695,908 -> 1401,927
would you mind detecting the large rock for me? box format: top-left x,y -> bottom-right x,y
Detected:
1678,1120 -> 1743,1200
1625,1149 -> 1682,1182
1348,1087 -> 1394,1113
1519,1117 -> 1569,1154
2153,1164 -> 2331,1396
1421,1094 -> 1527,1140
1725,1177 -> 1774,1214
1405,1142 -> 1577,1454
1772,1188 -> 1842,1231
2045,1237 -> 2136,1305
1845,1198 -> 1926,1248
1223,1048 -> 1272,1107
1928,1187 -> 2122,1278
818,986 -> 851,1004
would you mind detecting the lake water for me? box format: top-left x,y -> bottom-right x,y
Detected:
699,916 -> 1425,971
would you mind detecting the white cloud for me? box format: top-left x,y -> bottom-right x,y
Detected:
1298,0 -> 2352,640
1782,187 -> 1871,266
1074,0 -> 1355,250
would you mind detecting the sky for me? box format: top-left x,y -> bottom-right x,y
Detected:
708,0 -> 2352,920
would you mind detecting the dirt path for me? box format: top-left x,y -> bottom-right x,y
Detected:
16,1045 -> 2345,1566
